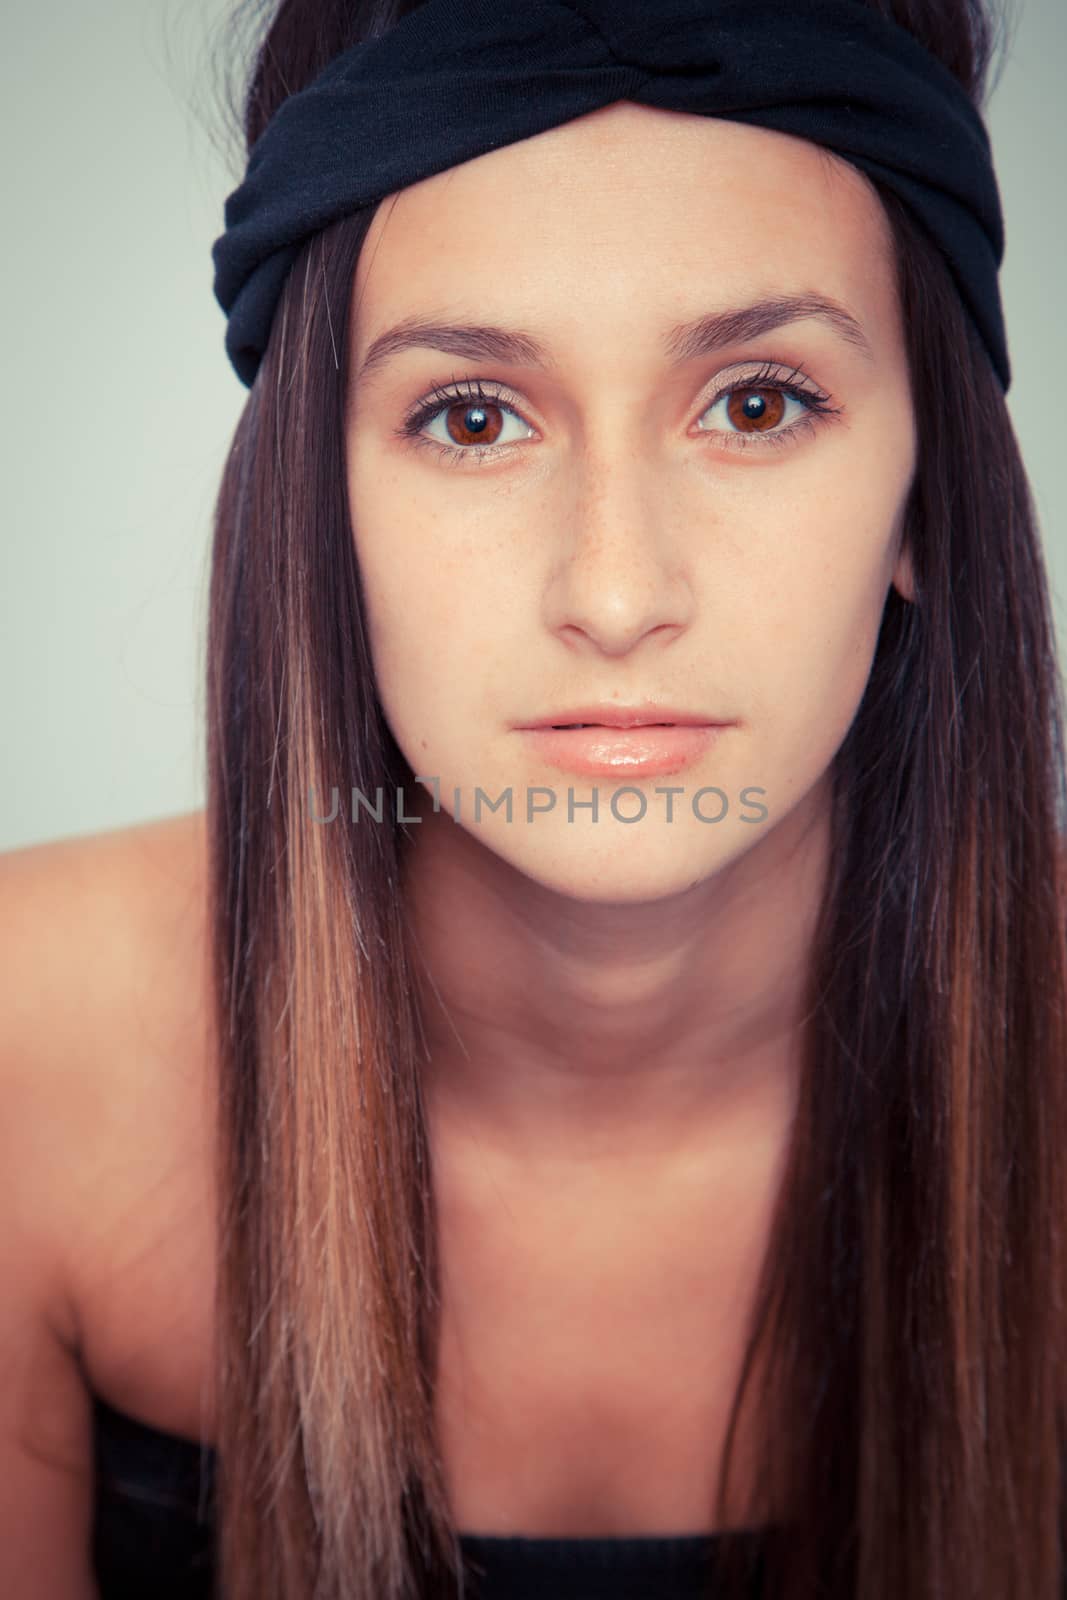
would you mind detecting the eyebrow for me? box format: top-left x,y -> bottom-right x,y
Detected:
354,292 -> 875,387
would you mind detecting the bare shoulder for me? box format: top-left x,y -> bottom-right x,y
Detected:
0,810 -> 213,1223
0,810 -> 217,1438
0,807 -> 209,1048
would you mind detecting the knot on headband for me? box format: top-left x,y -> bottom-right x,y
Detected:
212,0 -> 1009,391
570,2 -> 725,75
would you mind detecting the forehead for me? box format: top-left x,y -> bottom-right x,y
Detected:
351,102 -> 897,348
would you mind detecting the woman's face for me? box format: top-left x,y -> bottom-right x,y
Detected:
344,103 -> 916,902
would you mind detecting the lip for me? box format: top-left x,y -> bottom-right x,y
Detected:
517,722 -> 731,779
516,704 -> 724,731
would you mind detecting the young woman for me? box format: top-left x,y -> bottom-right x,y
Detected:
4,0 -> 1065,1597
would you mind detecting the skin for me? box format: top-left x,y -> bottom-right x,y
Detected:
343,103 -> 916,1186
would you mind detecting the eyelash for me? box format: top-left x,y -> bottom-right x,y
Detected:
395,360 -> 844,468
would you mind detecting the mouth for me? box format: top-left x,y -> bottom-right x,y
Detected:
517,719 -> 730,778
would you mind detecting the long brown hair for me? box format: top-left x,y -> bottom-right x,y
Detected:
202,2 -> 1067,1595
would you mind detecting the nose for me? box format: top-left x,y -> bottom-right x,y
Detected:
541,453 -> 698,658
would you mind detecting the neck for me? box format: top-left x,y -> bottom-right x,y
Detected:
404,777 -> 830,1178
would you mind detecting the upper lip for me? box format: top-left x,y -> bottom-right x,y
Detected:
517,704 -> 729,730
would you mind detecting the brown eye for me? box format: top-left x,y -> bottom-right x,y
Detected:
402,382 -> 535,459
443,402 -> 507,448
725,387 -> 788,433
695,373 -> 834,450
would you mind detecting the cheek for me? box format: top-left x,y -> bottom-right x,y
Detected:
348,451 -> 525,711
356,550 -> 464,728
734,497 -> 906,795
740,419 -> 911,658
348,462 -> 449,668
348,522 -> 515,778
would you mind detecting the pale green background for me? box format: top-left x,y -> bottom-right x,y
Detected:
1,0 -> 1062,851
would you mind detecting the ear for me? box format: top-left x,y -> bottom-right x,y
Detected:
891,540 -> 916,603
890,506 -> 916,603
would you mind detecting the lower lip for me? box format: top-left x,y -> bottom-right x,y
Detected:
518,724 -> 728,778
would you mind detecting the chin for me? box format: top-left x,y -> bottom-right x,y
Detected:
479,826 -> 738,906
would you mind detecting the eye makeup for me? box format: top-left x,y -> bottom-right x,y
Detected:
392,358 -> 844,468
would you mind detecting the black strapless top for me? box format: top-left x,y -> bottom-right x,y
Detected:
92,1393 -> 773,1598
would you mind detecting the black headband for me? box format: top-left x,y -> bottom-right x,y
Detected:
212,0 -> 1009,391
